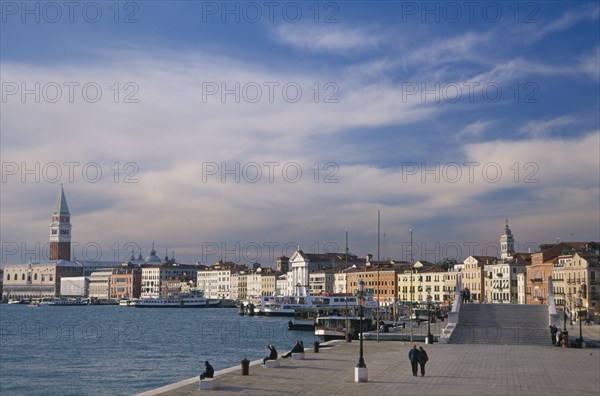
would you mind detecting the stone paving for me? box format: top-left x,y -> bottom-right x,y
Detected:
139,325 -> 600,396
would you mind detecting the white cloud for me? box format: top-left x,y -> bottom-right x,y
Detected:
517,115 -> 579,138
274,24 -> 384,53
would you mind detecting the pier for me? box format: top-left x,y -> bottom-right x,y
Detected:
139,324 -> 600,396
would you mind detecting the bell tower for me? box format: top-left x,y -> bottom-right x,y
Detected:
49,185 -> 72,261
500,219 -> 514,261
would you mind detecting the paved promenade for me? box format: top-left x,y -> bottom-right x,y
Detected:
139,325 -> 600,396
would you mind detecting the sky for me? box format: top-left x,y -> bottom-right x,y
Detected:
1,1 -> 599,267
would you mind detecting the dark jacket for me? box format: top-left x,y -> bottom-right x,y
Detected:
408,348 -> 419,362
268,345 -> 278,359
204,362 -> 214,378
418,349 -> 428,364
291,342 -> 304,353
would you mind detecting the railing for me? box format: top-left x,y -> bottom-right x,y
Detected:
530,278 -> 543,283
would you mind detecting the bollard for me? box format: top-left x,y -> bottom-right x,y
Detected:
314,341 -> 320,353
241,358 -> 250,375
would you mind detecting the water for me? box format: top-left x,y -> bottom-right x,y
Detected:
0,305 -> 320,395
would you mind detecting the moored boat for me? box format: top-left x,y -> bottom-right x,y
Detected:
314,315 -> 374,341
133,290 -> 220,308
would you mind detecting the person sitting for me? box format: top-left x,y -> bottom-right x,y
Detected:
262,344 -> 278,365
200,360 -> 214,380
281,340 -> 304,358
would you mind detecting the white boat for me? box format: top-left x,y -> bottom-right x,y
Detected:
119,299 -> 135,307
40,299 -> 87,306
259,290 -> 361,317
133,290 -> 220,308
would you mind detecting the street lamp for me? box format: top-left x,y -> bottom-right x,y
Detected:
576,289 -> 584,348
354,278 -> 367,382
426,286 -> 433,344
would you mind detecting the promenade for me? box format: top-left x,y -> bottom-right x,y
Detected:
139,325 -> 600,396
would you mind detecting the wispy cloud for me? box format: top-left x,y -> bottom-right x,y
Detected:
457,120 -> 497,140
523,4 -> 600,42
518,116 -> 579,138
274,24 -> 384,53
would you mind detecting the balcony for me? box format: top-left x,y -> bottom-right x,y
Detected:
530,278 -> 543,283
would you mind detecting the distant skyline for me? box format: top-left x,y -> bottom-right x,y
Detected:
1,1 -> 599,266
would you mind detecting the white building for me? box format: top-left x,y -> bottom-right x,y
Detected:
88,270 -> 113,300
60,276 -> 89,297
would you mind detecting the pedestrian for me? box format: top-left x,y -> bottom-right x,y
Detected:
550,325 -> 557,345
418,346 -> 429,377
200,360 -> 214,380
408,344 -> 419,377
281,340 -> 303,358
262,343 -> 278,365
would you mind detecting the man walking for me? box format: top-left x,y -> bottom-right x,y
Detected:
408,344 -> 420,377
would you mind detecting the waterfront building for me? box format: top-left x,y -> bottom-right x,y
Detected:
260,270 -> 279,296
461,256 -> 496,302
443,269 -> 459,304
246,272 -> 262,300
288,250 -> 357,295
483,254 -> 528,304
309,269 -> 335,295
140,261 -> 199,299
564,252 -> 600,322
229,273 -> 240,300
334,272 -> 347,294
110,263 -> 142,300
525,242 -> 597,305
345,257 -> 407,306
160,276 -> 194,298
60,276 -> 89,297
552,255 -> 570,308
235,273 -> 248,300
3,261 -> 83,300
275,274 -> 287,295
89,269 -> 114,301
517,273 -> 526,304
396,261 -> 441,306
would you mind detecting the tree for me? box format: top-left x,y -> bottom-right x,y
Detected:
436,258 -> 457,271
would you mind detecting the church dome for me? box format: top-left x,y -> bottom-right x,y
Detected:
144,243 -> 161,263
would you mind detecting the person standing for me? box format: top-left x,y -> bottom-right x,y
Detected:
418,346 -> 429,377
200,360 -> 214,380
550,325 -> 557,345
263,343 -> 278,365
408,345 -> 420,377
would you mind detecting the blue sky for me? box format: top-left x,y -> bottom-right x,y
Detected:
1,1 -> 599,266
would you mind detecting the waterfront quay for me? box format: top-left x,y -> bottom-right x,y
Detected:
140,331 -> 600,396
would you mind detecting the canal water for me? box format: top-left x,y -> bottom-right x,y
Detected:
0,305 -> 320,395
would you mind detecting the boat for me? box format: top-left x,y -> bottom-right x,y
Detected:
8,299 -> 28,304
314,315 -> 374,341
28,301 -> 40,307
133,290 -> 220,308
287,308 -> 320,331
259,290 -> 362,317
119,299 -> 135,307
40,299 -> 87,306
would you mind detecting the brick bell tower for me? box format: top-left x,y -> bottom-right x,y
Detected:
49,185 -> 72,261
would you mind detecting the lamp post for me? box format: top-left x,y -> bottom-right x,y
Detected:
576,289 -> 584,348
354,278 -> 367,382
426,286 -> 433,344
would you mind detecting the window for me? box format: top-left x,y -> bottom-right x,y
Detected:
34,273 -> 37,280
6,274 -> 10,281
22,274 -> 25,281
